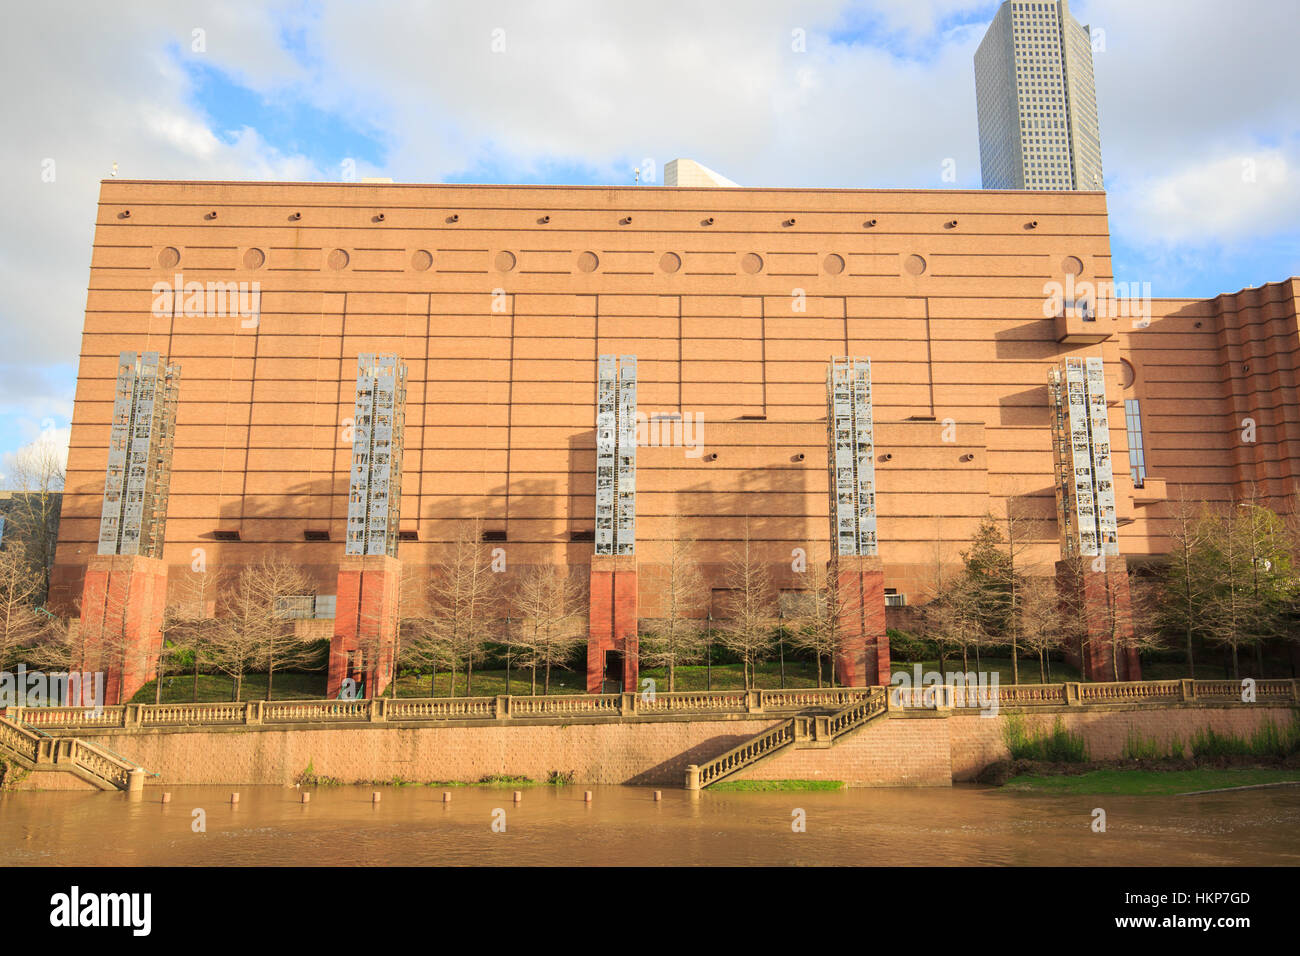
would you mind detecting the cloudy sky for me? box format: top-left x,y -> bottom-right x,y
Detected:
1,0 -> 1296,481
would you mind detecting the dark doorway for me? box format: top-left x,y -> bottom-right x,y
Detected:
603,650 -> 625,694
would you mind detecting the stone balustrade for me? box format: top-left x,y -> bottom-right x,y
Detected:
4,679 -> 1294,734
890,678 -> 1298,711
0,716 -> 141,791
693,719 -> 796,789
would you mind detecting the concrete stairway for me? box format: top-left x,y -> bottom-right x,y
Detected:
684,687 -> 888,789
0,716 -> 144,791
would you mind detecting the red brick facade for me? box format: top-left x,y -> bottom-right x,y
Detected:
833,556 -> 889,686
329,554 -> 401,698
587,554 -> 638,693
76,554 -> 169,705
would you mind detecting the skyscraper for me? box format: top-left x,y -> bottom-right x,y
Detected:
975,0 -> 1103,191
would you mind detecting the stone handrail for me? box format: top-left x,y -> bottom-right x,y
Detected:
1193,679 -> 1296,702
890,678 -> 1299,710
12,705 -> 128,730
264,699 -> 370,723
1078,680 -> 1182,704
692,719 -> 796,789
827,688 -> 888,739
387,697 -> 497,721
0,715 -> 40,762
142,702 -> 248,726
639,690 -> 749,714
0,716 -> 141,791
7,679 -> 1294,733
65,738 -> 136,790
760,687 -> 872,711
509,694 -> 621,718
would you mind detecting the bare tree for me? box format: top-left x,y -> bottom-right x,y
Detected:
203,556 -> 312,701
410,520 -> 501,697
1159,491 -> 1215,678
0,543 -> 45,674
154,569 -> 219,704
786,549 -> 842,687
1017,576 -> 1066,683
1002,498 -> 1049,684
511,565 -> 585,694
4,435 -> 66,601
718,521 -> 776,691
639,525 -> 707,692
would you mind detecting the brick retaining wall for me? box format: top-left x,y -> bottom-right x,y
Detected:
63,703 -> 1297,789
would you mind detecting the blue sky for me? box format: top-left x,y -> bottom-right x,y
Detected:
1,0 -> 1296,480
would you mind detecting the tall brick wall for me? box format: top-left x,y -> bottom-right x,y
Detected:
587,555 -> 638,692
329,554 -> 401,698
77,554 -> 169,705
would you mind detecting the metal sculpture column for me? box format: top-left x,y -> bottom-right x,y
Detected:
1049,356 -> 1137,680
826,357 -> 888,686
587,355 -> 639,693
329,353 -> 407,698
80,351 -> 180,705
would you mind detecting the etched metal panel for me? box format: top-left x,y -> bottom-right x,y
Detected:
345,353 -> 407,557
594,354 -> 636,556
826,357 -> 878,556
595,355 -> 617,555
1049,357 -> 1119,558
97,351 -> 180,557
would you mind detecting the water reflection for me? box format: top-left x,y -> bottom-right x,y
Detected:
2,784 -> 1297,866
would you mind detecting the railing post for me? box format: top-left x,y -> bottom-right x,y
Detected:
124,705 -> 141,728
684,764 -> 701,791
246,701 -> 264,725
8,707 -> 22,724
495,695 -> 510,720
1064,682 -> 1081,705
746,690 -> 762,714
793,716 -> 810,743
369,698 -> 387,722
1180,679 -> 1195,702
621,692 -> 636,716
814,715 -> 830,742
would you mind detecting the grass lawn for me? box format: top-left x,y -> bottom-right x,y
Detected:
711,779 -> 845,792
132,654 -> 1160,705
890,657 -> 1081,684
132,671 -> 327,704
1001,768 -> 1300,795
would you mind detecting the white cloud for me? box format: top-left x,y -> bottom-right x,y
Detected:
1113,147 -> 1300,244
1,0 -> 1298,468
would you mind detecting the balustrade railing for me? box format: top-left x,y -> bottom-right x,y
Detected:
510,694 -> 621,718
0,716 -> 40,762
264,699 -> 369,723
0,716 -> 139,790
696,720 -> 795,788
386,697 -> 496,721
639,690 -> 749,714
142,702 -> 247,726
4,679 -> 1292,733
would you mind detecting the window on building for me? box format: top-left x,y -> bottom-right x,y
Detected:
1125,398 -> 1147,488
276,595 -> 337,620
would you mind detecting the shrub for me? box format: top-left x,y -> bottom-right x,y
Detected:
1004,713 -> 1088,763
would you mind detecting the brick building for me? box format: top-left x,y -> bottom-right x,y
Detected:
48,178 -> 1300,697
